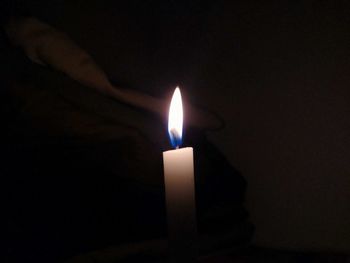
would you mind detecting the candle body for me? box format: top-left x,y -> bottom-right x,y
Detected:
163,147 -> 197,259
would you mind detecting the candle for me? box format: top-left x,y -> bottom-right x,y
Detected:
163,87 -> 197,260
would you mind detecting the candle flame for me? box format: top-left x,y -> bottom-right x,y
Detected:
168,87 -> 183,148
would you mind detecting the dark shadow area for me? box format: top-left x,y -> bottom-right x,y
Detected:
1,1 -> 254,262
2,0 -> 349,262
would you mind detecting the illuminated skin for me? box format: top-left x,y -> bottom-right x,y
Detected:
4,17 -> 221,130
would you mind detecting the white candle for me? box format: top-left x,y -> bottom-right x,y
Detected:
163,87 -> 197,259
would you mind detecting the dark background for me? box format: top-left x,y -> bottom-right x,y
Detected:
1,0 -> 350,255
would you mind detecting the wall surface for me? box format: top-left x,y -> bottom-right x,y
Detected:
6,0 -> 349,252
202,1 -> 350,252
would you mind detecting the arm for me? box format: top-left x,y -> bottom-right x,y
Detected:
4,17 -> 221,129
